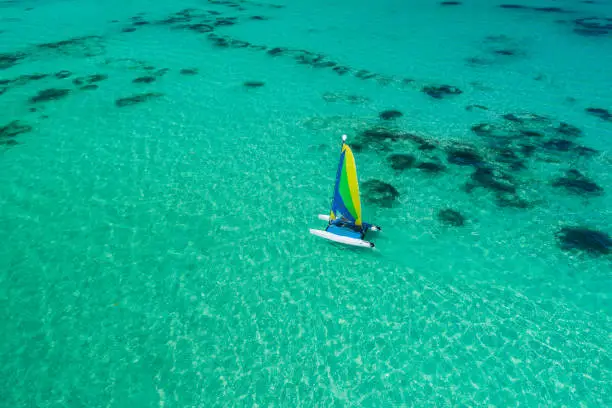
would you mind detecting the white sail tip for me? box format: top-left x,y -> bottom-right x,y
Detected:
342,134 -> 347,142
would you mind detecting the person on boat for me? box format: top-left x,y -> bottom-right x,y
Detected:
330,215 -> 363,233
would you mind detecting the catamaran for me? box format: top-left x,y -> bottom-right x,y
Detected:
309,134 -> 382,248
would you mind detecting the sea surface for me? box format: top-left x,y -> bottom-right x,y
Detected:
1,0 -> 611,406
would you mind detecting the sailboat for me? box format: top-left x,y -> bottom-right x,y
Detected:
309,134 -> 382,248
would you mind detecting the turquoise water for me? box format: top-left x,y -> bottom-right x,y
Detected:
1,0 -> 611,406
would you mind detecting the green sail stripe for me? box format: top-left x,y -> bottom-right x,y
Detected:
339,163 -> 358,218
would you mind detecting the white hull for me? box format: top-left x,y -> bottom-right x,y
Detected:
309,229 -> 375,248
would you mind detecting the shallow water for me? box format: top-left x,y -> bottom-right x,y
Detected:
1,0 -> 611,406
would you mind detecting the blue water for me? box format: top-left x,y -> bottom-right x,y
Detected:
1,0 -> 611,406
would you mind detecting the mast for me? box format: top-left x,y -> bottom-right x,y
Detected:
328,134 -> 348,224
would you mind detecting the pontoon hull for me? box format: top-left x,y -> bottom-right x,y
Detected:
309,228 -> 375,248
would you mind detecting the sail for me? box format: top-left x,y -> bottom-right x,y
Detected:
329,143 -> 362,226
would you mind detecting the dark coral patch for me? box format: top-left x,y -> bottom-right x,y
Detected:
494,49 -> 516,56
180,68 -> 199,75
376,76 -> 394,86
156,15 -> 192,25
358,128 -> 435,151
573,17 -> 612,37
267,47 -> 286,56
471,123 -> 494,137
184,23 -> 215,33
133,76 -> 156,84
447,148 -> 485,167
401,134 -> 437,151
532,7 -> 568,13
465,56 -> 492,66
438,209 -> 465,226
422,84 -> 462,99
551,169 -> 603,196
249,45 -> 268,51
542,138 -> 574,151
214,19 -> 235,27
573,28 -> 609,37
115,92 -> 164,107
54,70 -> 72,79
211,35 -> 249,48
244,81 -> 265,88
466,104 -> 488,111
351,142 -> 364,153
294,51 -> 325,65
387,153 -> 416,170
37,35 -> 105,57
175,8 -> 197,16
520,130 -> 544,137
354,70 -> 377,80
496,148 -> 520,162
556,122 -> 582,137
501,4 -> 569,13
2,73 -> 49,88
556,227 -> 611,255
73,74 -> 108,85
585,107 -> 612,122
322,92 -> 369,104
1,120 -> 32,139
470,123 -> 520,149
466,168 -> 516,194
0,52 -> 27,70
418,142 -> 436,151
495,193 -> 531,209
574,146 -> 598,157
416,161 -> 446,173
1,139 -> 20,146
17,74 -> 48,83
361,127 -> 401,143
332,66 -> 350,75
362,180 -> 400,207
153,68 -> 169,77
312,61 -> 337,69
440,1 -> 462,5
29,88 -> 70,104
379,110 -> 403,120
502,112 -> 550,124
208,35 -> 229,47
88,74 -> 108,82
539,138 -> 597,157
519,144 -> 536,157
495,148 -> 526,171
